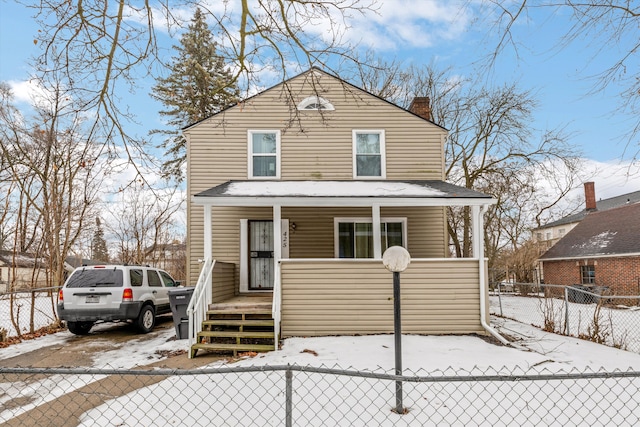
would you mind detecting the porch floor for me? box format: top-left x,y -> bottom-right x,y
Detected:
208,294 -> 273,311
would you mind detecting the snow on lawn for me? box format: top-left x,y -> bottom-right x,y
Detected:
4,312 -> 640,425
490,293 -> 640,352
74,320 -> 640,426
0,293 -> 59,337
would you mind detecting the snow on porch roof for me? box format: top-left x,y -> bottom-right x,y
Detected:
193,180 -> 495,207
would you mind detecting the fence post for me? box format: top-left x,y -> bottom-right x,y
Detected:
564,287 -> 570,336
498,282 -> 503,317
286,366 -> 293,427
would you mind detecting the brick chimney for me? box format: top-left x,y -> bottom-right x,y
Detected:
409,97 -> 433,121
584,181 -> 597,211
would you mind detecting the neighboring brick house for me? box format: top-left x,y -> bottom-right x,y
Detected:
538,202 -> 640,295
533,182 -> 640,251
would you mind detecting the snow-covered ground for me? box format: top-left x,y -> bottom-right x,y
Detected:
490,293 -> 640,352
78,320 -> 640,426
0,292 -> 58,337
2,315 -> 640,426
0,296 -> 640,426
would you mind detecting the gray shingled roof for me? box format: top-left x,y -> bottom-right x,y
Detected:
539,202 -> 640,259
540,190 -> 640,228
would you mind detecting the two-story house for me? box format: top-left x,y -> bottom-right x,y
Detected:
183,68 -> 498,357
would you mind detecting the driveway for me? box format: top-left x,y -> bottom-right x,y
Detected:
0,315 -> 221,369
0,316 -> 223,426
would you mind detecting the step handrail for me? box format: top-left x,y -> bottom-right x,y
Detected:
187,258 -> 215,357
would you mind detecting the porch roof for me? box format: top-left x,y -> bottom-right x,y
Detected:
193,180 -> 495,207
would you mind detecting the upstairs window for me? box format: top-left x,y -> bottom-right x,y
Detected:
248,130 -> 280,179
297,96 -> 334,111
353,130 -> 385,178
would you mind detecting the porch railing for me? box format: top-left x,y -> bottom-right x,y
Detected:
187,258 -> 215,357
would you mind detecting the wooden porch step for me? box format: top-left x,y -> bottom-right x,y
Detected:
206,308 -> 272,316
197,330 -> 274,339
190,342 -> 275,358
202,319 -> 274,327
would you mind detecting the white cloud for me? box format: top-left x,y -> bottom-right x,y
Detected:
570,159 -> 640,201
343,0 -> 471,51
533,158 -> 640,225
7,79 -> 50,107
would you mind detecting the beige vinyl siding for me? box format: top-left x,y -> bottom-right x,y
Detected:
190,205 -> 447,289
211,261 -> 236,303
185,70 -> 447,284
280,259 -> 483,337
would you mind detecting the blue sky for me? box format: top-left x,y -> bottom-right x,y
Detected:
1,0 -> 639,199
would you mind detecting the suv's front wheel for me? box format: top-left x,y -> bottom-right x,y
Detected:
136,304 -> 155,333
67,321 -> 94,335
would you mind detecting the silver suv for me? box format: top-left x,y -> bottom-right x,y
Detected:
57,265 -> 179,335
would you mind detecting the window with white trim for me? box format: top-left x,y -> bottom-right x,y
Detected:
297,96 -> 334,111
353,130 -> 385,178
334,217 -> 406,258
248,130 -> 280,178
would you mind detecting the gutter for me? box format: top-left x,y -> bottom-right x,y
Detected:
478,257 -> 512,346
476,204 -> 521,349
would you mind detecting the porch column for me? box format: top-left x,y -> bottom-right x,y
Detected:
273,205 -> 282,261
204,204 -> 212,288
204,204 -> 212,261
273,205 -> 282,347
471,204 -> 483,259
372,204 -> 382,258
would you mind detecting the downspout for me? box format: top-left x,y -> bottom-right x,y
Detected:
474,204 -> 513,347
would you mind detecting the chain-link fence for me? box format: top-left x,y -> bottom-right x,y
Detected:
490,283 -> 640,352
1,364 -> 640,426
0,279 -> 50,294
0,287 -> 60,341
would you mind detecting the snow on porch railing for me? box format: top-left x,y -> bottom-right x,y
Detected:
187,258 -> 215,357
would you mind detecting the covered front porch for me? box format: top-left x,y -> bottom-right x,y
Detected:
189,180 -> 497,357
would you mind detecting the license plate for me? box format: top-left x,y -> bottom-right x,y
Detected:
85,295 -> 100,303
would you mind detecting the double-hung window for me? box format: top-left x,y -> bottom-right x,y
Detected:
335,217 -> 406,258
353,130 -> 385,178
248,130 -> 280,179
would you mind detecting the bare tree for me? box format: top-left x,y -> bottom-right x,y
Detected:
107,184 -> 183,266
351,60 -> 583,266
0,79 -> 106,281
0,79 -> 106,334
21,0 -> 377,176
470,1 -> 640,159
